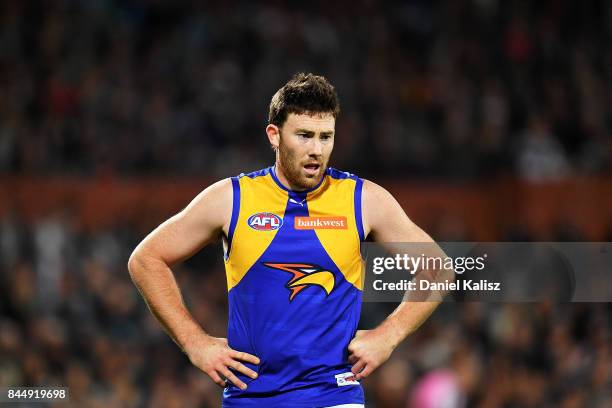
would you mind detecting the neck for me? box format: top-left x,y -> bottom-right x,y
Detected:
274,162 -> 301,191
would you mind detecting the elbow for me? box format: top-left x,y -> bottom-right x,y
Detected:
127,248 -> 144,280
128,246 -> 168,282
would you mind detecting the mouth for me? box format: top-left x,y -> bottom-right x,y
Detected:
303,162 -> 321,176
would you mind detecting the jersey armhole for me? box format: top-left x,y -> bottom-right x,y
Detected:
224,176 -> 241,261
354,178 -> 365,242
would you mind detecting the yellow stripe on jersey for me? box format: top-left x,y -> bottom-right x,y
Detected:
307,177 -> 364,290
225,173 -> 288,290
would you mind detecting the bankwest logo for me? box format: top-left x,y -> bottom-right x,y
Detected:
294,216 -> 347,230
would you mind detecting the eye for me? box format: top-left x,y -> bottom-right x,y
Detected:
321,135 -> 333,141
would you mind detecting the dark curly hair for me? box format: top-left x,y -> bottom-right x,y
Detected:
268,73 -> 340,127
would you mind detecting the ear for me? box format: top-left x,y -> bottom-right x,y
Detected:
266,124 -> 280,150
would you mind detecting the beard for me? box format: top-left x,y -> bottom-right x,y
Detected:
277,139 -> 327,191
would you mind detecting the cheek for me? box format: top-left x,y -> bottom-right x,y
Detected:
324,142 -> 334,156
290,145 -> 307,159
280,144 -> 300,165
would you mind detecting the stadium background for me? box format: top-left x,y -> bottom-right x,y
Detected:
0,0 -> 611,406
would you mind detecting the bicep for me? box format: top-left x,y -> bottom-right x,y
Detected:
133,178 -> 232,266
363,180 -> 433,244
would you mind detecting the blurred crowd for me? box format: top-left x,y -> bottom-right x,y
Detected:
1,0 -> 612,407
0,0 -> 611,180
1,213 -> 611,407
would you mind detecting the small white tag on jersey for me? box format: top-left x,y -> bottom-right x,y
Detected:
289,198 -> 306,206
335,372 -> 359,387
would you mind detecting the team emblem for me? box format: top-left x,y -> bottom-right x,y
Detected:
247,212 -> 283,231
263,263 -> 336,301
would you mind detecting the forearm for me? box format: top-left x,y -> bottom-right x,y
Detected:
376,301 -> 440,349
376,265 -> 453,348
128,253 -> 206,354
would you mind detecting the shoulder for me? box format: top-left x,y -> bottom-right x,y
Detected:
181,178 -> 234,230
362,179 -> 396,205
192,178 -> 233,206
361,179 -> 399,218
361,179 -> 405,238
363,178 -> 389,195
325,167 -> 361,181
238,167 -> 273,179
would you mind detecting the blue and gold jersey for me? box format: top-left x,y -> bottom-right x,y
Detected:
222,166 -> 366,407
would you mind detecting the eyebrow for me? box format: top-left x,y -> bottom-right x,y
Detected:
295,129 -> 335,135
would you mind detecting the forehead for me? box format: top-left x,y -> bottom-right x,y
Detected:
283,113 -> 335,133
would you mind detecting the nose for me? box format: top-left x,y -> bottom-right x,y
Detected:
310,138 -> 323,156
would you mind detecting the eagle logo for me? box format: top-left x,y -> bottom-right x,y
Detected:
263,263 -> 336,301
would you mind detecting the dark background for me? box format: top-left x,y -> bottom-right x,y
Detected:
0,1 -> 611,407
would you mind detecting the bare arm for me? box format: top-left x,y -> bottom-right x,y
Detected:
349,179 -> 451,379
128,178 -> 258,389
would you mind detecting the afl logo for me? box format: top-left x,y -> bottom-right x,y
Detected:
248,212 -> 283,231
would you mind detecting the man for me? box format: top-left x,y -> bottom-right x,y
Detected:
128,73 -> 444,407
